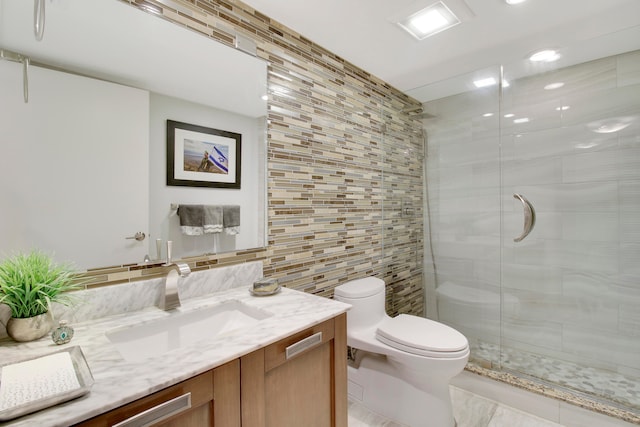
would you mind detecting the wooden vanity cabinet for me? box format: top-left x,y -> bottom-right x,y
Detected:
241,314 -> 348,427
74,360 -> 240,427
73,313 -> 346,427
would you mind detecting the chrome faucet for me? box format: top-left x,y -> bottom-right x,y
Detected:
160,241 -> 190,310
161,262 -> 191,310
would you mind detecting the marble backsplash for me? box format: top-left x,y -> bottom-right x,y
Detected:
0,261 -> 264,340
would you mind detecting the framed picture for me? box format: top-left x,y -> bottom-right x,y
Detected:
167,120 -> 242,189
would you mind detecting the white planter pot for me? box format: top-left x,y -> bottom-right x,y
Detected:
6,311 -> 54,342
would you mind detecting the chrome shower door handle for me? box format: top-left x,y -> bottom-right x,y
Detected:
513,193 -> 536,242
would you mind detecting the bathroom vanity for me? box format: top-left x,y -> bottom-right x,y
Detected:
0,264 -> 350,427
74,316 -> 346,427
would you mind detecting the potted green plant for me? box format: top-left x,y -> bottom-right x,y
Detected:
0,250 -> 82,342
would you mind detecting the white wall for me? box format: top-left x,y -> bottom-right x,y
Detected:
148,93 -> 265,259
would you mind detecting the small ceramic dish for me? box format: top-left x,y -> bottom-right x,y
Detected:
250,278 -> 280,296
249,286 -> 281,297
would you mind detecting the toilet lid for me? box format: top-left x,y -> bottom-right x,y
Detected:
376,314 -> 468,357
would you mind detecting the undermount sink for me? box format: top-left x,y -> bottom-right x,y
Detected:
106,300 -> 271,362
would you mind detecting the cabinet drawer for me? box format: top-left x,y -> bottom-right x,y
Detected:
75,371 -> 213,427
264,318 -> 335,372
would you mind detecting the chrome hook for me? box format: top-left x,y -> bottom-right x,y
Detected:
34,0 -> 46,41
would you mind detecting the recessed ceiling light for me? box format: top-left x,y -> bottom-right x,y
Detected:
529,49 -> 560,62
555,105 -> 570,111
504,113 -> 515,118
505,0 -> 527,4
397,1 -> 461,40
473,77 -> 497,88
483,113 -> 494,117
513,117 -> 529,124
544,82 -> 565,90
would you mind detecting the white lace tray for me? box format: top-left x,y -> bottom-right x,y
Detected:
0,346 -> 94,421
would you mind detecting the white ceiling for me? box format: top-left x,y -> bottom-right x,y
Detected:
240,0 -> 640,102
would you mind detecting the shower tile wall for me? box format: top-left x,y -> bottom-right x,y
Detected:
81,0 -> 425,317
424,50 -> 640,408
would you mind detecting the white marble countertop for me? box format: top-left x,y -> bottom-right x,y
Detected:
0,284 -> 350,426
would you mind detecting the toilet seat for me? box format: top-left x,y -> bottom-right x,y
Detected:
376,314 -> 469,359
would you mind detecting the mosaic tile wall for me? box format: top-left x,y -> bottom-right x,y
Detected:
83,0 -> 425,316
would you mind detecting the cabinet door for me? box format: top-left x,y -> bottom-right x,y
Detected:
241,314 -> 347,427
266,339 -> 332,427
213,359 -> 241,427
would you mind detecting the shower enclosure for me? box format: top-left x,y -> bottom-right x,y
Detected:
419,28 -> 640,415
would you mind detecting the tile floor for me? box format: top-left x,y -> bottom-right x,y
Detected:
474,342 -> 640,412
348,386 -> 564,427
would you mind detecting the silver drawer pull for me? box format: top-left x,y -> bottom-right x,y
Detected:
112,393 -> 191,427
285,332 -> 323,359
513,193 -> 536,242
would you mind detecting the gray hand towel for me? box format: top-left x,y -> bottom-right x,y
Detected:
223,205 -> 240,235
203,205 -> 223,234
177,204 -> 204,235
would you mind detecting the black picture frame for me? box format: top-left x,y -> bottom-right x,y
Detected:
166,120 -> 241,189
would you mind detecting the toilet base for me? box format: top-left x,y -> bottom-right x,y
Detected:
347,352 -> 456,427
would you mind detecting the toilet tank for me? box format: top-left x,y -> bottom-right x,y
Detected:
334,277 -> 387,330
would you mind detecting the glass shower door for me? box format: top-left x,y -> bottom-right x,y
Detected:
421,66 -> 503,369
421,41 -> 640,412
500,47 -> 640,411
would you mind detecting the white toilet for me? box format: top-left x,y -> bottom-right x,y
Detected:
334,277 -> 469,427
